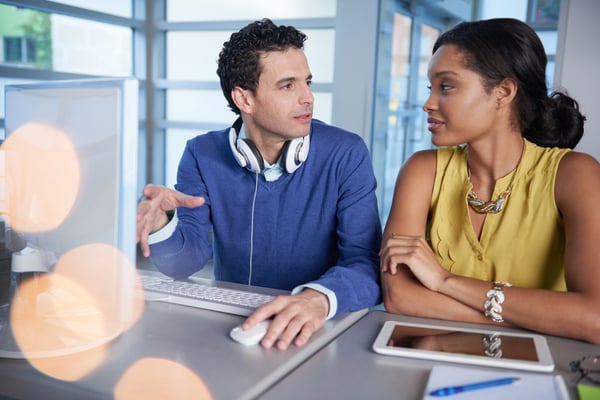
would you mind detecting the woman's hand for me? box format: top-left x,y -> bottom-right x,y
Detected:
380,234 -> 451,292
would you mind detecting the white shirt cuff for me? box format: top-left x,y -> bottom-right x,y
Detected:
291,283 -> 337,320
148,210 -> 179,245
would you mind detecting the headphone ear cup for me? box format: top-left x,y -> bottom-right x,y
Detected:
282,135 -> 310,173
296,135 -> 310,162
237,139 -> 264,173
228,126 -> 265,173
229,127 -> 248,168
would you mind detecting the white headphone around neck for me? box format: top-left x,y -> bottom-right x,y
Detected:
228,119 -> 310,174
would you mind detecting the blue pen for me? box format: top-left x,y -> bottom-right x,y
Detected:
429,377 -> 520,397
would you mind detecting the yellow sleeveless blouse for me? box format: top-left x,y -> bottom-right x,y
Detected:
429,139 -> 570,290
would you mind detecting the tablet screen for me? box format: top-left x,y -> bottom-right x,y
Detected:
386,325 -> 538,361
372,321 -> 555,372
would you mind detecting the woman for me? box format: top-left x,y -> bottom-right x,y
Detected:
380,18 -> 600,344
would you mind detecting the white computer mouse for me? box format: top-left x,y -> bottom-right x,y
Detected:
229,320 -> 271,346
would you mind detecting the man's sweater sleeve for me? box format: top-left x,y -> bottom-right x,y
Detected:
307,136 -> 382,314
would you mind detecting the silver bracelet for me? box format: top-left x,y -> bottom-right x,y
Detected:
483,281 -> 512,323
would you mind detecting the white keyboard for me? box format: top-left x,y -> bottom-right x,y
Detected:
140,274 -> 276,316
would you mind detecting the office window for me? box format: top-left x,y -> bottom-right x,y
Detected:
51,0 -> 132,17
167,31 -> 232,81
161,1 -> 336,188
480,0 -> 560,89
0,4 -> 132,76
167,0 -> 336,21
167,27 -> 334,84
527,0 -> 561,28
166,129 -> 204,190
167,90 -> 231,124
51,14 -> 131,76
372,11 -> 441,221
0,0 -> 144,189
302,29 -> 335,84
0,5 -> 51,69
3,37 -> 36,64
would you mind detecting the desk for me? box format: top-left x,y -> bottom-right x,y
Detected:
262,310 -> 596,399
0,276 -> 367,400
1,289 -> 595,400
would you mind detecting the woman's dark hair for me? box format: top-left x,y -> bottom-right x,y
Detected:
433,18 -> 585,149
217,18 -> 307,115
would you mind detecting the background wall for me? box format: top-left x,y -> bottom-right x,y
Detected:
555,0 -> 599,161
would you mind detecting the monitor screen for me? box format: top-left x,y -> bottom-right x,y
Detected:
3,78 -> 138,264
0,78 -> 141,361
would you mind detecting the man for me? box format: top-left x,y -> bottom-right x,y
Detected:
136,18 -> 381,350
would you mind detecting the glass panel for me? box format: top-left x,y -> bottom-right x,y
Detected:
480,0 -> 528,19
376,13 -> 440,222
25,37 -> 37,63
166,129 -> 205,189
0,5 -> 131,76
51,0 -> 132,18
3,37 -> 23,63
51,15 -> 131,76
167,31 -> 232,81
303,29 -> 335,83
380,13 -> 411,219
537,30 -> 558,54
167,0 -> 336,21
547,60 -> 556,90
167,89 -> 331,125
167,28 -> 334,84
313,92 -> 332,124
167,89 -> 233,124
412,24 -> 439,150
537,31 -> 558,89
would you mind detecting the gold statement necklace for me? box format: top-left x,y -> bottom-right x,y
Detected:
466,142 -> 525,214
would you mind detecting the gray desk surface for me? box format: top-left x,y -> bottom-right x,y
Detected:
0,274 -> 367,400
262,310 -> 597,400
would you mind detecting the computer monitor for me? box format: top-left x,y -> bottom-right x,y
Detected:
0,78 -> 139,360
3,78 -> 138,263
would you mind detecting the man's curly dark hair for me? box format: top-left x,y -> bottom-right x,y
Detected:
217,18 -> 307,115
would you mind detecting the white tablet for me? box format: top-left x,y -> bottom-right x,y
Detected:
372,320 -> 554,372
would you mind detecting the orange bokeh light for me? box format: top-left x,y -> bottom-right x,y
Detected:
10,243 -> 144,381
10,272 -> 109,381
51,243 -> 144,334
115,357 -> 213,400
1,122 -> 80,232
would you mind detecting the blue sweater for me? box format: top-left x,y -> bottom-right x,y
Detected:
149,120 -> 382,314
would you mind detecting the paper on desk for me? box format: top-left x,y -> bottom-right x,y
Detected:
422,365 -> 564,400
